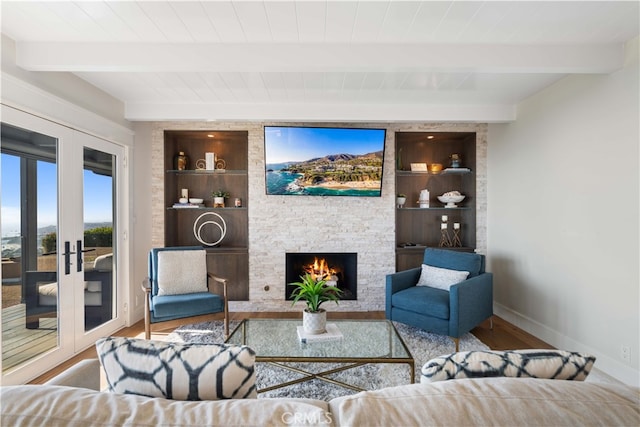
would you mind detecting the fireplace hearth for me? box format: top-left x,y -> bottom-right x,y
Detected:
285,252 -> 357,301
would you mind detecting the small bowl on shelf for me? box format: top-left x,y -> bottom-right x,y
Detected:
189,198 -> 204,204
437,194 -> 465,208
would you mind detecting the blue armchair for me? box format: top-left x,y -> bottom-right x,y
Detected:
143,247 -> 229,340
386,248 -> 493,351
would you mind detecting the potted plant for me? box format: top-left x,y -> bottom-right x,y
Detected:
396,193 -> 407,208
211,189 -> 229,207
290,273 -> 342,334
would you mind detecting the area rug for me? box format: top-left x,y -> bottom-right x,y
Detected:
166,320 -> 489,401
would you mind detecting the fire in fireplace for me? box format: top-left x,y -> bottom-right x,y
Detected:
285,252 -> 357,301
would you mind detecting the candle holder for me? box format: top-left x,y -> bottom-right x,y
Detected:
452,226 -> 462,247
439,223 -> 452,247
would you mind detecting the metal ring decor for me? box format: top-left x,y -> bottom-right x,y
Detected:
195,159 -> 206,170
193,212 -> 227,246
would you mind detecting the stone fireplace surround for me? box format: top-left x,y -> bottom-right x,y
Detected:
150,122 -> 487,313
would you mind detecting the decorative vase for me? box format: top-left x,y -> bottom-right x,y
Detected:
450,153 -> 461,168
174,151 -> 188,170
303,309 -> 327,334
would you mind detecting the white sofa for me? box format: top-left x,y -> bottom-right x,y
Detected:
1,358 -> 638,426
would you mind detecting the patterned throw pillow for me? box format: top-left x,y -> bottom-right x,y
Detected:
96,337 -> 256,400
421,350 -> 595,383
416,264 -> 470,290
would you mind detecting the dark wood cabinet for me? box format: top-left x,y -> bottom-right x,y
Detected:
395,132 -> 476,271
164,130 -> 249,300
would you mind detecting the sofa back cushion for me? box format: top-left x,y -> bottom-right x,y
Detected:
96,337 -> 256,400
423,248 -> 483,277
328,379 -> 640,427
1,385 -> 330,427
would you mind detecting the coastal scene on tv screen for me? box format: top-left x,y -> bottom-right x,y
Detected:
265,126 -> 386,197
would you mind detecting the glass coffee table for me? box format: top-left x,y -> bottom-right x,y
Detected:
225,318 -> 414,393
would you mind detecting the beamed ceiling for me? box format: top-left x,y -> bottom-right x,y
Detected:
1,1 -> 638,122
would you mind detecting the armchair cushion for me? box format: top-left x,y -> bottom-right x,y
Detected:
85,281 -> 102,292
156,250 -> 208,296
152,292 -> 224,320
96,337 -> 257,400
392,286 -> 450,320
421,350 -> 596,383
417,264 -> 470,290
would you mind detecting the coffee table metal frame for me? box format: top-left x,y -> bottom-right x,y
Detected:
225,318 -> 415,393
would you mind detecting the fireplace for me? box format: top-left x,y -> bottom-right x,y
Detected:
285,252 -> 357,301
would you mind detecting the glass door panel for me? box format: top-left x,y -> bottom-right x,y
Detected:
1,105 -> 127,385
82,147 -> 116,332
1,122 -> 61,372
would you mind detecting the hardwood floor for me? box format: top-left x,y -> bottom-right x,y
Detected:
29,312 -> 552,385
2,304 -> 57,372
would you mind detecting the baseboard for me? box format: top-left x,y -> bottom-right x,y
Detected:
494,303 -> 640,387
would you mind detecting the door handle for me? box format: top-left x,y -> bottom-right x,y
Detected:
63,241 -> 75,275
77,240 -> 83,272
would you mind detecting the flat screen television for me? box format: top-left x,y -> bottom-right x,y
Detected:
264,126 -> 386,197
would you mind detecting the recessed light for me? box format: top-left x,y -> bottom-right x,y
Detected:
207,134 -> 214,138
427,135 -> 435,139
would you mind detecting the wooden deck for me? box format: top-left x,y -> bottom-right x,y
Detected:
2,304 -> 57,372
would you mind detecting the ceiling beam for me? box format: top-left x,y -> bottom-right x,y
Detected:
123,102 -> 516,123
16,42 -> 624,74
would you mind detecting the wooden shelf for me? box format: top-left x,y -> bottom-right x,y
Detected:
167,207 -> 248,211
397,207 -> 472,211
395,131 -> 477,271
167,169 -> 247,176
164,130 -> 249,300
396,246 -> 474,252
396,169 -> 473,176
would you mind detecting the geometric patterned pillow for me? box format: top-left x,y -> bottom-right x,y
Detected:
421,349 -> 596,383
95,337 -> 256,400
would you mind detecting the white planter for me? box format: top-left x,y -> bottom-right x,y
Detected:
213,197 -> 225,207
303,309 -> 327,335
396,197 -> 406,208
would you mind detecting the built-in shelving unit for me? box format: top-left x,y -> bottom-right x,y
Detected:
395,132 -> 476,271
164,130 -> 249,300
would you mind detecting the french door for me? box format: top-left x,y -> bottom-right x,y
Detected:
1,105 -> 126,385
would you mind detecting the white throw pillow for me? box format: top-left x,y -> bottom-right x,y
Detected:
416,264 -> 469,290
157,250 -> 208,296
96,337 -> 257,400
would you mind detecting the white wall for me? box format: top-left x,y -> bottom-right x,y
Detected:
130,122 -> 154,321
488,38 -> 639,386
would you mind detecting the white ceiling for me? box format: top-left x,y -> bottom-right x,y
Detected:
1,1 -> 638,122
